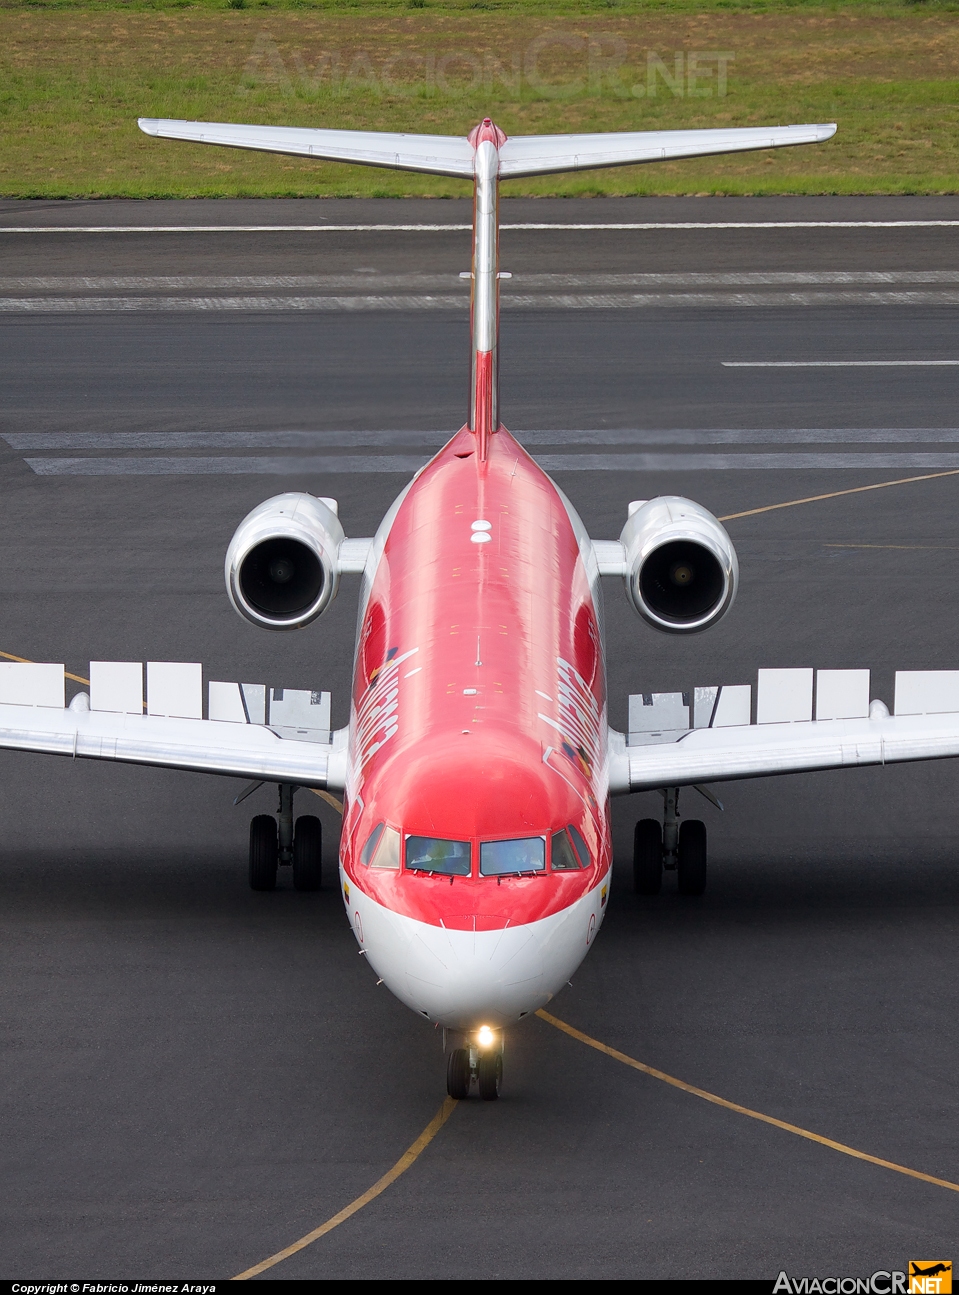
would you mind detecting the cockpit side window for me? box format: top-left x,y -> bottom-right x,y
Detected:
360,822 -> 385,866
370,825 -> 401,870
405,836 -> 472,876
550,829 -> 581,871
480,837 -> 546,877
568,824 -> 591,868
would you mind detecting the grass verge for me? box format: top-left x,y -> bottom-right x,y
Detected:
1,2 -> 958,196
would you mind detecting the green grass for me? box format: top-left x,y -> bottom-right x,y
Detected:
2,2 -> 959,196
3,1 -> 959,12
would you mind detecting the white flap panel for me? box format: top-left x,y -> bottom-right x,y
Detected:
757,669 -> 813,724
147,662 -> 202,719
712,684 -> 752,728
241,683 -> 266,725
894,670 -> 959,716
90,661 -> 142,715
0,662 -> 64,709
269,688 -> 331,736
816,669 -> 870,721
208,681 -> 246,724
629,691 -> 689,734
693,686 -> 718,729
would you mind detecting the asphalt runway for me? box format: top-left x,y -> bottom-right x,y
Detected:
1,196 -> 959,1281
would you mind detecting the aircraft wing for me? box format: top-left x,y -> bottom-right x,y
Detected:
137,119 -> 835,178
611,670 -> 959,794
0,663 -> 345,791
621,711 -> 959,794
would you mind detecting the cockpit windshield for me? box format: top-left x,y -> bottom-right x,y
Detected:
405,836 -> 472,876
550,829 -> 581,870
360,823 -> 385,866
480,837 -> 546,877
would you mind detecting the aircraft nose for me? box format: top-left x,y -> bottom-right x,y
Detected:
402,919 -> 549,1028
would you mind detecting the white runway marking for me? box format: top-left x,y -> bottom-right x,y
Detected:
5,271 -> 959,290
3,220 -> 959,234
24,455 -> 431,476
24,452 -> 959,476
0,295 -> 468,313
725,360 -> 959,367
10,428 -> 959,450
5,291 -> 959,312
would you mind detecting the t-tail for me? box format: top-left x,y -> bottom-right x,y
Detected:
138,114 -> 836,460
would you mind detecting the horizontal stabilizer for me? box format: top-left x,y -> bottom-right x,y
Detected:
137,119 -> 475,176
498,124 -> 836,178
138,119 -> 836,179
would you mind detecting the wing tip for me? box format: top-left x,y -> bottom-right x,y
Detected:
137,118 -> 160,137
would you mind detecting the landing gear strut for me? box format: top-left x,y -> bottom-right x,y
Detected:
248,783 -> 322,891
445,1028 -> 504,1100
633,788 -> 707,896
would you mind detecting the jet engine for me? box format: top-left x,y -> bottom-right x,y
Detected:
225,493 -> 345,631
620,496 -> 738,634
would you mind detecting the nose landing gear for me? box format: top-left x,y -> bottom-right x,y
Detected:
248,783 -> 323,891
445,1028 -> 504,1100
633,787 -> 707,896
446,1047 -> 471,1100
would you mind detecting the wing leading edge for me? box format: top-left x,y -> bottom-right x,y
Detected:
137,119 -> 836,178
0,663 -> 346,791
614,710 -> 959,795
0,701 -> 346,790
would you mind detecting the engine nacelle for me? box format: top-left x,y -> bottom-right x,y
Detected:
225,493 -> 345,631
620,496 -> 738,634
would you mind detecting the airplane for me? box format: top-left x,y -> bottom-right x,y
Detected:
8,112 -> 959,1103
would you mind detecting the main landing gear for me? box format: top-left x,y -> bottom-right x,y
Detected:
249,783 -> 322,892
633,787 -> 707,897
446,1026 -> 504,1101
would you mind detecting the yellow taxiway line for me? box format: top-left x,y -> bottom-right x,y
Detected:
312,788 -> 344,814
718,466 -> 959,523
537,1009 -> 959,1195
824,543 -> 959,551
232,1096 -> 457,1280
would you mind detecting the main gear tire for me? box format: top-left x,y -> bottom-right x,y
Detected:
249,814 -> 278,892
677,819 -> 707,896
293,815 -> 322,891
633,818 -> 663,895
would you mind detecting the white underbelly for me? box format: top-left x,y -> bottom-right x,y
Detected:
341,872 -> 611,1029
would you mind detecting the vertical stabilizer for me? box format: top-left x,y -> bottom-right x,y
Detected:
467,119 -> 507,461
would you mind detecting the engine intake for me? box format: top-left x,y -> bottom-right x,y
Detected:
226,493 -> 345,630
621,497 -> 738,633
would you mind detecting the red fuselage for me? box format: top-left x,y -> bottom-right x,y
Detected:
338,425 -> 612,1026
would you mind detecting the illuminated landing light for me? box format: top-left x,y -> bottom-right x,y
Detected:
471,520 -> 492,531
471,533 -> 491,544
477,1025 -> 496,1049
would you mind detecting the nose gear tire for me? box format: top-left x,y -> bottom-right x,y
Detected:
477,1052 -> 503,1101
447,1047 -> 471,1100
